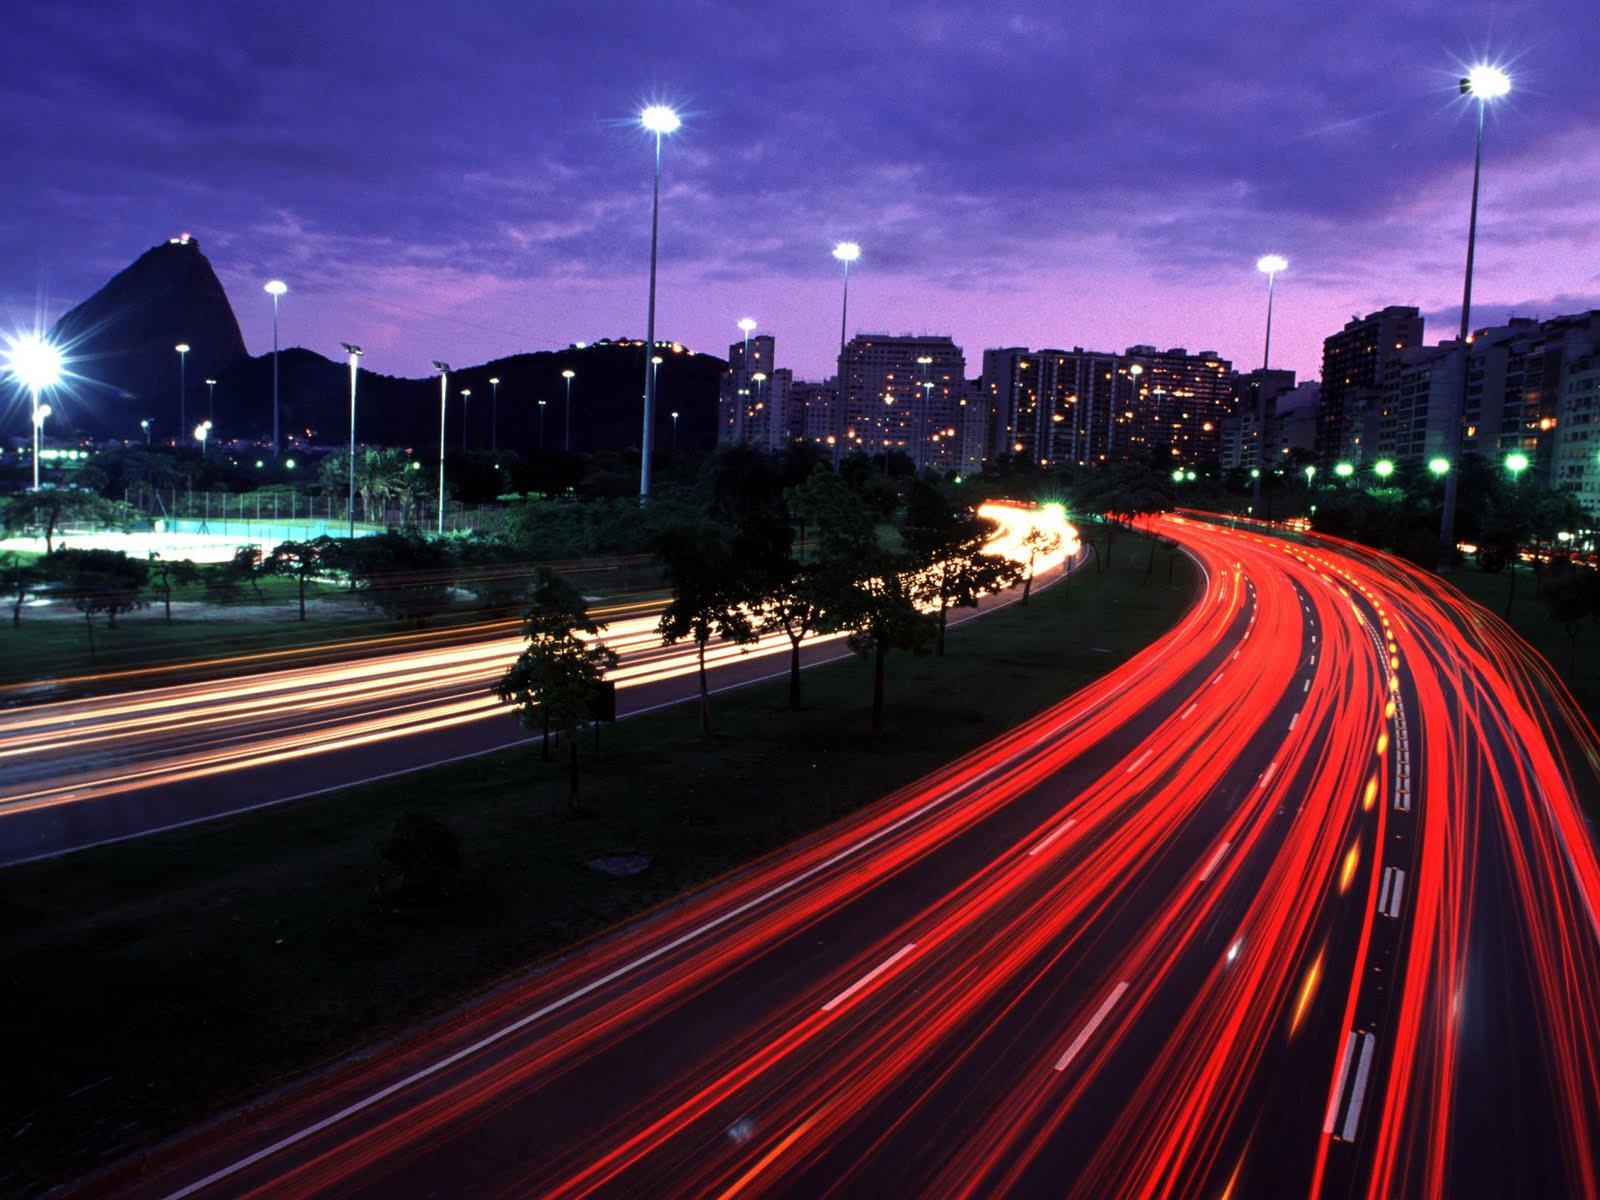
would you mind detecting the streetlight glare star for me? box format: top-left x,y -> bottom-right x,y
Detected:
737,318 -> 756,333
1257,254 -> 1288,275
640,104 -> 681,133
264,279 -> 287,296
3,332 -> 65,392
833,241 -> 861,263
1464,64 -> 1511,99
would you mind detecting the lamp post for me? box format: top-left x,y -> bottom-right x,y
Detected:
341,342 -> 363,537
205,378 -> 217,422
1254,254 -> 1287,513
833,241 -> 861,465
738,317 -> 756,361
1504,450 -> 1530,616
174,343 -> 190,439
916,355 -> 933,472
488,376 -> 500,453
194,419 -> 211,458
751,371 -> 766,444
460,389 -> 471,451
265,280 -> 287,457
140,418 -> 152,446
432,362 -> 450,534
671,410 -> 680,452
1440,64 -> 1511,570
538,399 -> 548,449
1116,362 -> 1142,456
638,103 -> 681,501
561,369 -> 575,452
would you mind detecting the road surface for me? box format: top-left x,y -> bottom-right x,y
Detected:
0,503 -> 1074,866
94,515 -> 1600,1198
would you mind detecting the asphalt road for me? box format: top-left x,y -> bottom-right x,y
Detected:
91,515 -> 1600,1199
0,503 -> 1073,866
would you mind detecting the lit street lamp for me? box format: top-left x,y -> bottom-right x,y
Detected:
638,103 -> 681,501
1429,457 -> 1451,477
832,241 -> 860,464
1440,63 -> 1512,569
174,343 -> 191,438
140,418 -> 152,446
1504,448 -> 1531,615
1253,254 -> 1287,512
194,419 -> 212,457
1335,461 -> 1355,480
205,378 -> 217,422
1506,450 -> 1530,476
460,388 -> 471,452
671,409 -> 680,452
538,398 -> 548,449
1374,458 -> 1395,480
432,362 -> 451,534
916,354 -> 934,472
562,369 -> 576,452
341,342 -> 363,537
265,280 -> 287,456
738,317 -> 756,361
489,376 -> 500,453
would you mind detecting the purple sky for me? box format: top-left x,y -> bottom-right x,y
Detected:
4,1 -> 1598,384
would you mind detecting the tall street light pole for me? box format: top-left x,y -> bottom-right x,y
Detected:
460,389 -> 471,452
141,418 -> 151,447
265,280 -> 287,457
341,342 -> 363,538
175,343 -> 190,440
489,376 -> 500,453
432,362 -> 450,535
671,409 -> 680,452
638,104 -> 681,501
562,369 -> 575,452
738,317 -> 756,362
916,354 -> 933,473
1253,254 -> 1287,513
195,419 -> 212,458
832,241 -> 860,467
538,399 -> 548,449
205,378 -> 217,422
1440,64 -> 1511,571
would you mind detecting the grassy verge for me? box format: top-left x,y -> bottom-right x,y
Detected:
0,536 -> 1194,1195
1446,563 -> 1600,730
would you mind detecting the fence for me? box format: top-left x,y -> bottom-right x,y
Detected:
123,489 -> 512,540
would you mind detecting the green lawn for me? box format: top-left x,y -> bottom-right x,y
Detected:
0,537 -> 1195,1195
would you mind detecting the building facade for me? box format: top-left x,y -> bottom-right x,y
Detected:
837,334 -> 967,471
1317,306 -> 1425,466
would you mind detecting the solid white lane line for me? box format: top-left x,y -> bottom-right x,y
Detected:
1258,761 -> 1278,789
1199,840 -> 1231,882
1055,981 -> 1131,1072
822,943 -> 917,1013
1126,749 -> 1154,774
1028,817 -> 1077,857
1341,1032 -> 1377,1142
1180,703 -> 1199,721
1323,1031 -> 1359,1134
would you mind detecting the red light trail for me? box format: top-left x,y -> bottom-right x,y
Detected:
81,517 -> 1600,1198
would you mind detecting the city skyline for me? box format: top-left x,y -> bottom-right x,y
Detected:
4,2 -> 1597,388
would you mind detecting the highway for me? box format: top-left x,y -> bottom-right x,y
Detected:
95,515 -> 1600,1199
0,502 -> 1074,866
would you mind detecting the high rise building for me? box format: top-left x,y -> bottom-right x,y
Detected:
1121,346 -> 1234,464
1553,353 -> 1600,514
718,333 -> 779,447
1224,367 -> 1296,470
1318,306 -> 1425,465
837,334 -> 966,470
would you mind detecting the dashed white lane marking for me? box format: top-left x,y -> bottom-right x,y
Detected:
1055,981 -> 1131,1072
1258,761 -> 1278,789
1028,817 -> 1077,857
1199,840 -> 1232,882
1126,749 -> 1154,774
823,943 -> 918,1012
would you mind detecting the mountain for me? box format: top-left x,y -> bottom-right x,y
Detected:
38,237 -> 724,454
48,235 -> 248,436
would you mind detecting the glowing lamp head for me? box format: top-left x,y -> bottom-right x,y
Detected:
4,333 -> 65,393
1506,451 -> 1530,474
640,105 -> 681,134
737,318 -> 757,334
751,372 -> 766,382
33,404 -> 51,426
1257,254 -> 1288,276
1374,458 -> 1395,478
1173,468 -> 1185,482
140,419 -> 150,429
562,369 -> 575,380
174,343 -> 190,355
833,241 -> 861,263
1462,65 -> 1511,100
1428,457 -> 1451,476
264,280 -> 287,297
1335,461 -> 1354,478
489,376 -> 499,385
1129,363 -> 1143,377
651,355 -> 663,365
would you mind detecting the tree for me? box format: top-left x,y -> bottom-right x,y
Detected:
1540,556 -> 1599,674
0,552 -> 39,627
268,538 -> 334,620
901,480 -> 1023,651
495,568 -> 618,810
1070,462 -> 1174,578
147,554 -> 202,624
2,486 -> 127,554
340,531 -> 458,625
792,467 -> 934,735
40,549 -> 149,657
654,519 -> 758,737
455,536 -> 534,612
1017,524 -> 1061,607
761,560 -> 827,708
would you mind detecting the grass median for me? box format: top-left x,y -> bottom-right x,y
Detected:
0,533 -> 1195,1195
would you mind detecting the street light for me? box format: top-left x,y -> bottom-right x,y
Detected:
194,419 -> 211,457
738,317 -> 756,362
341,342 -> 363,537
488,376 -> 500,453
561,369 -> 576,452
1440,63 -> 1512,569
460,388 -> 471,452
638,103 -> 681,501
1374,458 -> 1395,479
538,398 -> 548,449
1335,461 -> 1354,479
265,280 -> 287,457
830,242 -> 861,465
1305,464 -> 1317,485
671,410 -> 680,452
1429,457 -> 1451,477
916,355 -> 934,472
204,378 -> 217,422
4,333 -> 63,490
174,343 -> 191,438
140,418 -> 151,446
432,362 -> 450,534
1506,450 -> 1530,476
1253,254 -> 1287,512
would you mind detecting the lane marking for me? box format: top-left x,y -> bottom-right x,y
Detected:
1288,712 -> 1299,732
1199,840 -> 1231,882
1126,749 -> 1154,774
822,943 -> 917,1013
1028,817 -> 1077,857
1323,1031 -> 1358,1133
1340,1032 -> 1378,1142
1378,866 -> 1405,919
1258,761 -> 1278,789
1055,981 -> 1131,1072
1180,703 -> 1199,722
1303,679 -> 1311,694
